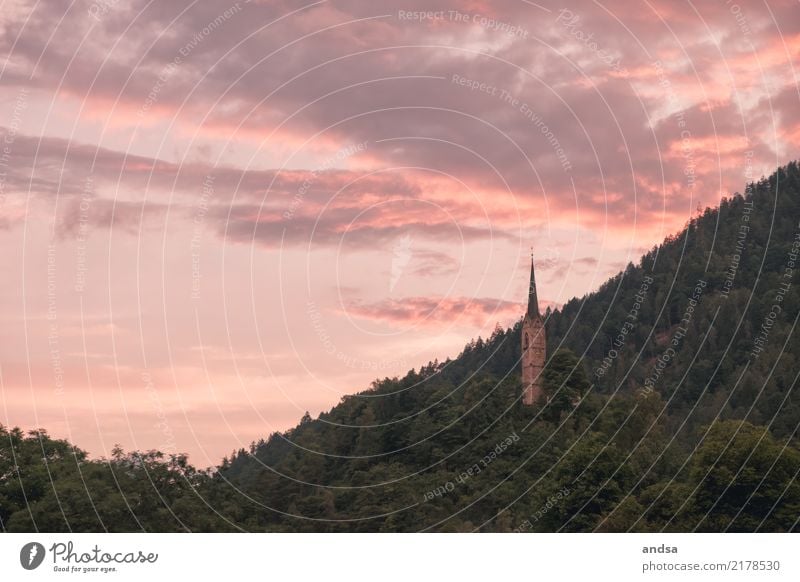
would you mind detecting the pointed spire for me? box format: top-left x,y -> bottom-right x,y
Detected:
527,249 -> 539,318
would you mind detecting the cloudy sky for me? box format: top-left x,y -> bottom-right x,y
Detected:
0,0 -> 797,464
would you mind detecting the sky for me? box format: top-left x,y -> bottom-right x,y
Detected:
0,0 -> 798,465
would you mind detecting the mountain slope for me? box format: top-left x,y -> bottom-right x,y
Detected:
215,161 -> 800,532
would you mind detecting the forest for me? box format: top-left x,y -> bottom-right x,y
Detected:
2,161 -> 800,532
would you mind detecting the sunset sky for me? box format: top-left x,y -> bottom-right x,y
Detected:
0,0 -> 798,465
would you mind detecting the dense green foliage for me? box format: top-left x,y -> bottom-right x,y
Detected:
3,162 -> 800,532
0,427 -> 235,532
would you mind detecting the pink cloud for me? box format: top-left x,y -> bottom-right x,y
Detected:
342,296 -> 523,328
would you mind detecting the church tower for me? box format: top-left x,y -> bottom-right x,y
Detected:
521,253 -> 546,405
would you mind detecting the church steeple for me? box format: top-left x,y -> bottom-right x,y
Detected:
527,251 -> 539,318
521,248 -> 546,406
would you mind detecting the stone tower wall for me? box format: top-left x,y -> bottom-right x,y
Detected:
521,314 -> 546,405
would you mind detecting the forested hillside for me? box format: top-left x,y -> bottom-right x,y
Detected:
3,162 -> 800,532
